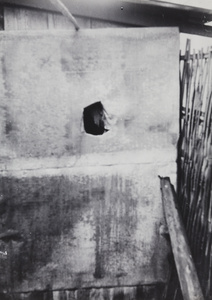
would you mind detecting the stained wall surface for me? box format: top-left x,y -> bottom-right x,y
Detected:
0,28 -> 179,294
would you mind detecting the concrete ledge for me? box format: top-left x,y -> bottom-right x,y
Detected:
0,149 -> 176,172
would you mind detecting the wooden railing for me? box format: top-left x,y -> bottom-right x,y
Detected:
160,177 -> 204,300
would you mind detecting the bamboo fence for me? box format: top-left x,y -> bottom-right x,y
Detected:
177,40 -> 212,300
164,40 -> 212,300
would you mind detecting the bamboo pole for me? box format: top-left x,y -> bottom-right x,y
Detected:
49,0 -> 80,30
160,177 -> 205,300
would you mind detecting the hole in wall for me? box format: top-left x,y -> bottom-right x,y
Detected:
83,101 -> 109,136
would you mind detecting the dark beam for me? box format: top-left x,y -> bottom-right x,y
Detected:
124,0 -> 212,17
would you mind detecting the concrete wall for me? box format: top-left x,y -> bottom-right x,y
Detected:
0,28 -> 179,298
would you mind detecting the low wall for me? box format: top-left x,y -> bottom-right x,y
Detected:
0,28 -> 179,296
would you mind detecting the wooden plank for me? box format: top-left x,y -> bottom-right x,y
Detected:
4,6 -> 91,30
47,13 -> 91,29
16,8 -> 48,30
4,6 -> 49,30
160,177 -> 205,300
91,19 -> 125,29
3,6 -> 17,30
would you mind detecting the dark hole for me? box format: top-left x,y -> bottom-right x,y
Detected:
83,101 -> 109,136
